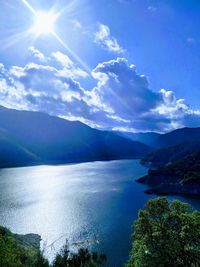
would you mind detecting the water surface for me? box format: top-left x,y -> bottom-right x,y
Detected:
0,159 -> 199,266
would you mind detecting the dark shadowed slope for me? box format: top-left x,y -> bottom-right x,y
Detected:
141,141 -> 200,167
0,106 -> 151,168
138,150 -> 200,196
152,127 -> 200,148
0,129 -> 39,168
138,127 -> 200,195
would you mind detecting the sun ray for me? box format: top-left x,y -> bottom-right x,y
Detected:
55,0 -> 80,19
20,0 -> 91,75
2,30 -> 33,50
21,0 -> 37,15
52,32 -> 91,74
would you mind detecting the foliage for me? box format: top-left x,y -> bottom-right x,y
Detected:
141,142 -> 200,168
0,226 -> 48,267
126,197 -> 200,267
0,227 -> 106,267
53,242 -> 106,267
147,150 -> 200,184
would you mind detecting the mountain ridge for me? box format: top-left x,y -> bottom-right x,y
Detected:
0,106 -> 151,168
152,126 -> 200,148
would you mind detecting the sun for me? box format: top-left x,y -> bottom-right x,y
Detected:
31,11 -> 58,36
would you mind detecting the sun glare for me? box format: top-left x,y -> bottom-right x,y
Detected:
31,11 -> 57,36
20,0 -> 90,74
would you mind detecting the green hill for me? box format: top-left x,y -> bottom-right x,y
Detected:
138,150 -> 200,195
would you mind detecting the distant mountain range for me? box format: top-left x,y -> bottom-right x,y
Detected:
3,103 -> 200,196
0,106 -> 151,168
151,127 -> 200,148
141,141 -> 200,167
140,126 -> 200,167
138,127 -> 200,196
115,131 -> 161,146
118,126 -> 200,149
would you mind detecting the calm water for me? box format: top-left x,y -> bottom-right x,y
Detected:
0,159 -> 200,266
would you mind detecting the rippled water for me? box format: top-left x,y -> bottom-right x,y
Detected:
0,159 -> 200,266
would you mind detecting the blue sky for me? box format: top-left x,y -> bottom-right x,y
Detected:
0,0 -> 200,132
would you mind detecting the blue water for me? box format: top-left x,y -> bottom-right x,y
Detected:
0,159 -> 199,266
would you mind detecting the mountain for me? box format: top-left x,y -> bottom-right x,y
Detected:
115,131 -> 161,146
138,127 -> 200,196
141,141 -> 200,167
138,150 -> 200,196
0,106 -> 151,168
0,128 -> 39,168
152,127 -> 200,148
0,226 -> 44,267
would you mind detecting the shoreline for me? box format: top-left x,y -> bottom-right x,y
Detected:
137,174 -> 200,197
0,156 -> 141,170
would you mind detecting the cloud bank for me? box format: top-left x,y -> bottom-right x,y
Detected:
0,48 -> 200,133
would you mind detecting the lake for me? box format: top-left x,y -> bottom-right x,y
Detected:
0,159 -> 200,266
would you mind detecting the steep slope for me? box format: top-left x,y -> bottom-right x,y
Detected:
138,127 -> 200,195
0,106 -> 151,167
141,141 -> 200,167
138,150 -> 200,196
0,129 -> 39,168
152,127 -> 200,148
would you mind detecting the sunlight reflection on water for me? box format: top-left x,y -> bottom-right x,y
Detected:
0,160 -> 199,266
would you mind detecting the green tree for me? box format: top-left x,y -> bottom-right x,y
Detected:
53,241 -> 106,267
0,226 -> 106,267
126,197 -> 200,267
0,226 -> 50,267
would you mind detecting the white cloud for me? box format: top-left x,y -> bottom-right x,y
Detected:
148,6 -> 157,13
186,37 -> 197,45
10,66 -> 25,78
0,53 -> 200,133
90,58 -> 200,132
0,63 -> 5,73
71,19 -> 83,30
51,51 -> 73,67
94,24 -> 124,54
52,51 -> 88,79
28,46 -> 45,62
